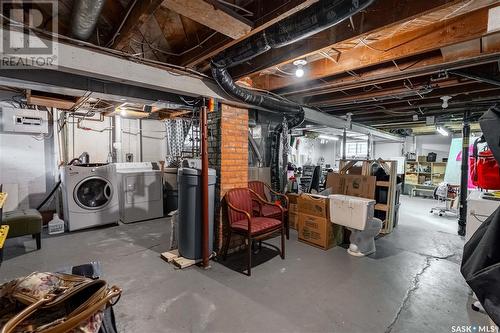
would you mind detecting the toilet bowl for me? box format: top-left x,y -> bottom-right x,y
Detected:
329,195 -> 382,257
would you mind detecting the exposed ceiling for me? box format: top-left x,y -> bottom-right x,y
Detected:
3,0 -> 500,135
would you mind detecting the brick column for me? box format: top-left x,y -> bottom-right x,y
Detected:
208,103 -> 248,253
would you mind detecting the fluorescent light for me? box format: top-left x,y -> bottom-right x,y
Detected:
436,126 -> 449,136
318,134 -> 339,141
295,67 -> 304,78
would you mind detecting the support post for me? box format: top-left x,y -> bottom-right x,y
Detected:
342,128 -> 347,160
367,133 -> 373,160
139,119 -> 143,162
200,105 -> 209,268
458,110 -> 471,236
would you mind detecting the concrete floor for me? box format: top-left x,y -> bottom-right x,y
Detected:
0,195 -> 491,332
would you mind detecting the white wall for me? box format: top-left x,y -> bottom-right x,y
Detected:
0,103 -> 56,209
67,117 -> 167,163
374,135 -> 452,162
414,134 -> 452,162
373,142 -> 405,159
292,137 -> 337,168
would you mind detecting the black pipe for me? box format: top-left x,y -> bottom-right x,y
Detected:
212,0 -> 375,70
211,0 -> 375,115
458,110 -> 471,236
36,180 -> 62,211
211,0 -> 374,191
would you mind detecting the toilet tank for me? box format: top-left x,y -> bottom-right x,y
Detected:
329,195 -> 376,230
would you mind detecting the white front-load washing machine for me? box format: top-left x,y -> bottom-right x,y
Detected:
61,163 -> 119,231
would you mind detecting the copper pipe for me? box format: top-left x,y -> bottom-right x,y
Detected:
201,105 -> 209,268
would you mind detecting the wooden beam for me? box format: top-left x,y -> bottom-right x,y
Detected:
113,0 -> 164,50
179,0 -> 319,68
253,7 -> 493,91
232,0 -> 499,79
27,92 -> 81,110
163,0 -> 252,39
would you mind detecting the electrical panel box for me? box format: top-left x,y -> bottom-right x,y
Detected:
0,107 -> 49,134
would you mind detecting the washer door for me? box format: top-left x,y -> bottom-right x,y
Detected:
74,176 -> 113,210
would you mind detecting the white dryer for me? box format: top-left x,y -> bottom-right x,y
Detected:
116,162 -> 164,223
61,163 -> 119,231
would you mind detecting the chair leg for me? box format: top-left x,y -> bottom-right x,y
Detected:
35,233 -> 41,250
222,229 -> 232,261
285,215 -> 290,240
280,227 -> 285,260
247,237 -> 252,276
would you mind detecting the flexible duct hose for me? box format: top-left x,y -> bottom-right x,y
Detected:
211,0 -> 375,190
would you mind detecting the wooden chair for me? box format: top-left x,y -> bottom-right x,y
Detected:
223,188 -> 285,276
248,181 -> 289,239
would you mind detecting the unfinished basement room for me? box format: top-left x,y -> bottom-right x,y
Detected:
1,0 -> 500,332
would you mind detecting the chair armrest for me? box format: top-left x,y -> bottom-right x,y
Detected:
226,200 -> 252,231
249,189 -> 285,222
264,184 -> 289,208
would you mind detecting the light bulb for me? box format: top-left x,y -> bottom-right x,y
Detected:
295,67 -> 304,78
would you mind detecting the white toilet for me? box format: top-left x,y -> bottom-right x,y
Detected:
328,195 -> 382,257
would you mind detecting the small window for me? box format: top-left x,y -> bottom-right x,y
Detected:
345,142 -> 368,157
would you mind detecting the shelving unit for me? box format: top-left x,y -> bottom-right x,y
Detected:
405,160 -> 447,185
299,165 -> 316,192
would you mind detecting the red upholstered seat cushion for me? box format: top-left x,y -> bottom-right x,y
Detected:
232,217 -> 281,235
260,204 -> 286,217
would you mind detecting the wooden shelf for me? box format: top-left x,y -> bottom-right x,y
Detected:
0,193 -> 7,209
375,203 -> 388,211
376,181 -> 390,187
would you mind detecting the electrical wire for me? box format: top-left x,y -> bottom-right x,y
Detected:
130,32 -> 218,58
0,13 -> 209,79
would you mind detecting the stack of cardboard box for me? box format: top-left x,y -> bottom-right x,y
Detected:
296,194 -> 343,250
287,193 -> 299,230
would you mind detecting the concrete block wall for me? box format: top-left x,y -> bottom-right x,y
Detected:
208,103 -> 249,252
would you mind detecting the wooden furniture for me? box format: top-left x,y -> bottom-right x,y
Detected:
0,225 -> 8,265
248,181 -> 289,239
404,158 -> 447,196
339,159 -> 399,234
223,188 -> 285,276
411,185 -> 435,197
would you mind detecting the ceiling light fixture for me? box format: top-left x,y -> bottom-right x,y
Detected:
440,96 -> 452,109
436,126 -> 449,136
293,59 -> 307,78
318,134 -> 339,141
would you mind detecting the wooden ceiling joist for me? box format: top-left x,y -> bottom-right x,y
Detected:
232,0 -> 500,81
112,0 -> 164,50
26,90 -> 82,110
163,0 -> 252,40
253,6 -> 494,91
179,0 -> 319,68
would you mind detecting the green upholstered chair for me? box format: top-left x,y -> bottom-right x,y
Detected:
2,209 -> 42,250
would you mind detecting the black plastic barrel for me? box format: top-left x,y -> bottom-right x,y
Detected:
177,168 -> 216,260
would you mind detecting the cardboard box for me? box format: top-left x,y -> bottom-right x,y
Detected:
297,193 -> 329,218
326,173 -> 376,199
288,212 -> 298,230
405,173 -> 418,184
289,203 -> 298,215
298,213 -> 343,250
287,193 -> 300,204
